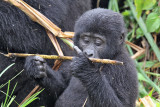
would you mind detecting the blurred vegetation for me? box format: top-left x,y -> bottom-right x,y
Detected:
109,0 -> 160,106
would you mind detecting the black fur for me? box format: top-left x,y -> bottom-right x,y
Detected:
0,0 -> 91,106
25,8 -> 138,107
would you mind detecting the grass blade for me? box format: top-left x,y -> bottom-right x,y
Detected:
0,63 -> 15,78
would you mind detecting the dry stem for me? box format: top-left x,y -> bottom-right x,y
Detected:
5,53 -> 123,65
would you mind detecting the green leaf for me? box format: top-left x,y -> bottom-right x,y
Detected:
146,12 -> 160,32
145,72 -> 160,77
138,73 -> 149,83
0,63 -> 15,78
155,26 -> 160,33
136,28 -> 144,39
156,103 -> 160,107
128,0 -> 160,62
134,0 -> 156,18
134,0 -> 143,18
142,0 -> 156,10
122,10 -> 130,16
138,82 -> 148,97
20,89 -> 44,107
138,60 -> 157,68
148,88 -> 154,97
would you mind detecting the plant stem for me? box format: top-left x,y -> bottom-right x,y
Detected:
5,53 -> 123,65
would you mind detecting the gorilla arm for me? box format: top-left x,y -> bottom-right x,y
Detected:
70,53 -> 136,107
24,56 -> 71,98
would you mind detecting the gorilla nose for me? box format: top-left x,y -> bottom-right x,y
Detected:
84,51 -> 94,58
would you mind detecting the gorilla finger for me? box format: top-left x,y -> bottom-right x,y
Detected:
35,60 -> 42,65
26,56 -> 35,63
37,65 -> 46,71
34,56 -> 46,63
35,72 -> 47,79
72,57 -> 79,62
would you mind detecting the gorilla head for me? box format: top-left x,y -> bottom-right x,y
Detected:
74,8 -> 126,59
23,8 -> 138,107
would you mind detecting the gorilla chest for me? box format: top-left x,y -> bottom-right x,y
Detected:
56,77 -> 91,107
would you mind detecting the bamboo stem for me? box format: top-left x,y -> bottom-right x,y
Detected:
5,53 -> 123,65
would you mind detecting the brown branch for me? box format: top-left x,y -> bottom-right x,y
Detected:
4,53 -> 123,65
46,30 -> 64,56
125,41 -> 146,59
125,41 -> 143,51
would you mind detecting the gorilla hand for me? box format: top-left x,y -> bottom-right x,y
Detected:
70,52 -> 96,80
24,56 -> 47,79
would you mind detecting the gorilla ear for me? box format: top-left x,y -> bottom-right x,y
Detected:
119,33 -> 125,44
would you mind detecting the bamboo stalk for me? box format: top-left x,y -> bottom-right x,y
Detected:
5,53 -> 123,65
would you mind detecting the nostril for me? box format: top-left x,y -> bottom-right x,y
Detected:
84,52 -> 88,56
88,53 -> 93,57
84,51 -> 94,57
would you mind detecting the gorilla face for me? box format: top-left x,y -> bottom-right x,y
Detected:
79,32 -> 106,58
74,8 -> 126,59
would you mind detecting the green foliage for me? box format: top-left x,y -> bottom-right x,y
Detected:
134,0 -> 160,33
122,10 -> 130,16
1,81 -> 17,107
134,0 -> 143,18
145,72 -> 160,77
0,65 -> 43,107
148,88 -> 154,97
138,73 -> 149,83
128,0 -> 160,61
138,60 -> 157,68
19,89 -> 44,107
108,0 -> 119,12
124,1 -> 160,106
134,0 -> 156,18
146,12 -> 160,32
0,63 -> 15,78
153,6 -> 160,15
136,28 -> 144,39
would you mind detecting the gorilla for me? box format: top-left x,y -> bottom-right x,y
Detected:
0,0 -> 91,106
25,8 -> 138,107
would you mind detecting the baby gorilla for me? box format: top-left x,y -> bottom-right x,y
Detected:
25,8 -> 138,107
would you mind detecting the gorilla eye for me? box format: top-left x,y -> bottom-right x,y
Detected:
95,38 -> 103,46
82,36 -> 90,44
